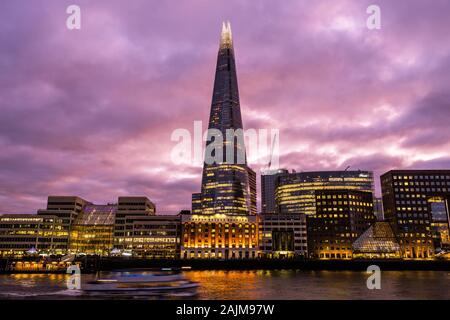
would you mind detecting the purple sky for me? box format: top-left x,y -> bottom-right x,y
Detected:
1,0 -> 450,214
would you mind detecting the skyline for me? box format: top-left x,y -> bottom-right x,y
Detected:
2,0 -> 450,214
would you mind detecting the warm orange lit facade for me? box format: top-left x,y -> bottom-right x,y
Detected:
181,214 -> 259,259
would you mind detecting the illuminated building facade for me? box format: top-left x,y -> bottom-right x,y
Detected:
429,198 -> 450,252
259,213 -> 307,258
37,196 -> 91,251
181,214 -> 259,259
69,205 -> 116,256
194,22 -> 256,216
122,215 -> 181,259
0,195 -> 181,259
276,171 -> 374,215
307,190 -> 375,259
381,170 -> 450,258
352,222 -> 401,259
0,214 -> 67,257
191,193 -> 202,214
113,196 -> 156,251
261,169 -> 288,214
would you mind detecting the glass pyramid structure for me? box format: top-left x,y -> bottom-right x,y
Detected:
352,222 -> 401,258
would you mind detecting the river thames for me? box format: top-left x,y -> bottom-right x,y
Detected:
0,270 -> 449,300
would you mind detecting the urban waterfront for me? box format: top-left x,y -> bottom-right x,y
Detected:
0,270 -> 448,300
1,2 -> 450,307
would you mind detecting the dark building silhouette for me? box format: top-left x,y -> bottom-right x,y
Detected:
374,197 -> 384,221
195,22 -> 256,216
261,169 -> 288,213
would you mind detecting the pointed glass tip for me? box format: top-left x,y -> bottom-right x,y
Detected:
220,21 -> 233,48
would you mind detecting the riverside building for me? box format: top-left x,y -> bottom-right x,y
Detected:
113,196 -> 156,252
180,213 -> 259,259
192,22 -> 256,217
121,214 -> 181,259
381,170 -> 450,259
0,195 -> 182,258
37,196 -> 91,251
259,213 -> 307,258
275,170 -> 374,215
69,204 -> 117,256
184,23 -> 259,259
0,214 -> 67,257
307,189 -> 376,259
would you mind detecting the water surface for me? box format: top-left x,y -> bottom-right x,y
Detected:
0,270 -> 448,300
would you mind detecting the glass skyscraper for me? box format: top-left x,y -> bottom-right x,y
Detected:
196,22 -> 256,216
275,170 -> 374,215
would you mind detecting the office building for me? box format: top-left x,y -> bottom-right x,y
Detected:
193,22 -> 256,216
381,170 -> 450,258
0,214 -> 67,257
259,213 -> 307,258
191,193 -> 202,214
261,169 -> 288,214
36,196 -> 91,251
374,197 -> 384,221
69,204 -> 117,256
122,215 -> 181,259
429,197 -> 450,252
180,213 -> 259,259
37,196 -> 90,225
307,189 -> 375,259
275,170 -> 374,215
113,196 -> 156,251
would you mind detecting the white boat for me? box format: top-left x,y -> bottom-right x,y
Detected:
83,273 -> 199,297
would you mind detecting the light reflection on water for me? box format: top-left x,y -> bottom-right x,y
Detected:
182,270 -> 450,300
0,270 -> 448,300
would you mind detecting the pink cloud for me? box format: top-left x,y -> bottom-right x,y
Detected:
1,0 -> 450,213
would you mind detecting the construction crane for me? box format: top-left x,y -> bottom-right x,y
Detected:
266,131 -> 278,171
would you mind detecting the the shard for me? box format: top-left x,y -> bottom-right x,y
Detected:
194,22 -> 256,216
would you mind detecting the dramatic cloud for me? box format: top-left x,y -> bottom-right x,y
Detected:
1,0 -> 450,213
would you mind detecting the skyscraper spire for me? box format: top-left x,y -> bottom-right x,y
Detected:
220,21 -> 233,49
